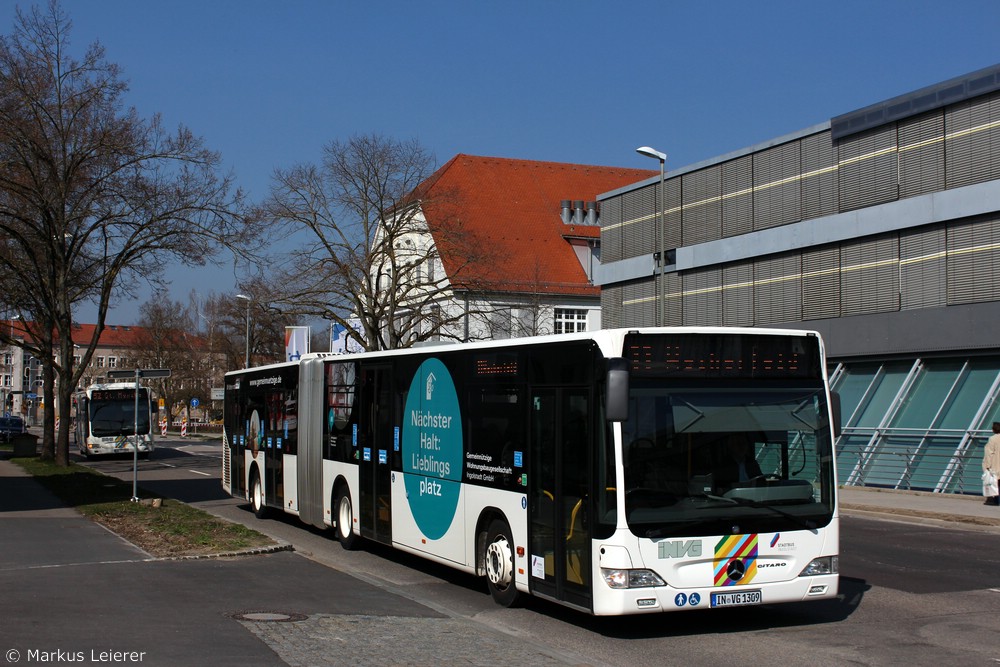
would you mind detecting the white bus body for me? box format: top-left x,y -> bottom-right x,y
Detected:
222,327 -> 840,616
74,382 -> 155,457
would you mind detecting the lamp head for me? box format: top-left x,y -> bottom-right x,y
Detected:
635,146 -> 667,162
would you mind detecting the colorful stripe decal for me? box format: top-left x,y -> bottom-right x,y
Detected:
713,534 -> 758,587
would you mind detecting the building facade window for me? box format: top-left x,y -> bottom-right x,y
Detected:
96,356 -> 105,368
108,356 -> 117,368
554,308 -> 588,334
491,307 -> 513,338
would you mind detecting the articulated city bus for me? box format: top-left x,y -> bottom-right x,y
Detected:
74,383 -> 155,458
222,327 -> 840,616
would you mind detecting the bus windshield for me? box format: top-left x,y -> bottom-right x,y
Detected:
89,392 -> 151,437
621,384 -> 835,538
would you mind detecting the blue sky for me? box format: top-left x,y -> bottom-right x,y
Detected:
5,0 -> 1000,324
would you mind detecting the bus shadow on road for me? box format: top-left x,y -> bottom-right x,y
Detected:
243,504 -> 503,592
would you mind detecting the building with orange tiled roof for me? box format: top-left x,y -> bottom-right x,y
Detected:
3,320 -> 152,423
396,154 -> 655,341
2,320 -> 222,424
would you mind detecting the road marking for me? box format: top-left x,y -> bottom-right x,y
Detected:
189,469 -> 212,477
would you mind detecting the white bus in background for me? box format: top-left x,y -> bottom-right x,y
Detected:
222,327 -> 841,616
74,382 -> 155,458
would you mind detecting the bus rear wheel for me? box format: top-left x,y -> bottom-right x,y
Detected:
250,472 -> 267,519
484,519 -> 521,607
336,488 -> 359,550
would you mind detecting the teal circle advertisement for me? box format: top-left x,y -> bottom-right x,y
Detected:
403,358 -> 463,540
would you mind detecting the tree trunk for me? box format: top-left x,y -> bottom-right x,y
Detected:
39,359 -> 55,461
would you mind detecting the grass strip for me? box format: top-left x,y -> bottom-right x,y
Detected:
13,456 -> 276,557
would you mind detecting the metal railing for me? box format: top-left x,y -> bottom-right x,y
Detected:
836,426 -> 989,495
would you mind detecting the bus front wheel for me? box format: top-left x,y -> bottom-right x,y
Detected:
484,519 -> 522,607
336,488 -> 359,550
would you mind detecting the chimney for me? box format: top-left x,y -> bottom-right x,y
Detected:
586,201 -> 598,225
573,200 -> 585,225
560,200 -> 572,225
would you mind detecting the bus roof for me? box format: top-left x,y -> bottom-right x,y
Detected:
224,326 -> 824,378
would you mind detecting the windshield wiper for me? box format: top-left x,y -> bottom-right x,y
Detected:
694,493 -> 818,532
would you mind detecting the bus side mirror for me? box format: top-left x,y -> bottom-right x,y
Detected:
606,357 -> 629,422
830,391 -> 842,438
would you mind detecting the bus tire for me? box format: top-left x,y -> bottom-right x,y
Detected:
250,471 -> 267,519
484,519 -> 522,607
335,488 -> 359,550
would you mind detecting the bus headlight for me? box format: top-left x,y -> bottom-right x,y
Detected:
799,555 -> 839,576
601,568 -> 666,589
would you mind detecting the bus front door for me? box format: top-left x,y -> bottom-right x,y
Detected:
529,388 -> 592,610
359,365 -> 393,544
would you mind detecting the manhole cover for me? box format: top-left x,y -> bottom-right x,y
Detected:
229,611 -> 308,622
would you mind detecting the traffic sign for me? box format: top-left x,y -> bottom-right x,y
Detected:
190,397 -> 200,408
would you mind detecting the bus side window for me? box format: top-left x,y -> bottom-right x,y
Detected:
467,386 -> 524,491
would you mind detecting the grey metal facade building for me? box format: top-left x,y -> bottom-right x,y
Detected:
597,64 -> 1000,495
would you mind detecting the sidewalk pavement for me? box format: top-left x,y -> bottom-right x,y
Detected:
838,484 -> 1000,531
0,453 -> 577,667
0,452 -> 152,569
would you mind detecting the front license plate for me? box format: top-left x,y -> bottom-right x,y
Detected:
711,590 -> 762,608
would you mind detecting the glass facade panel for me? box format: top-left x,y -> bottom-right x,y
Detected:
965,362 -> 1000,429
890,361 -> 962,430
832,363 -> 880,427
942,363 -> 998,429
862,433 -> 913,488
836,435 -> 869,483
951,437 -> 990,495
910,437 -> 966,493
833,355 -> 1000,495
853,362 -> 911,429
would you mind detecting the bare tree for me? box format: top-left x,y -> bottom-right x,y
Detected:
197,293 -> 244,373
202,287 -> 286,369
262,134 -> 493,351
0,2 -> 256,464
131,300 -> 213,425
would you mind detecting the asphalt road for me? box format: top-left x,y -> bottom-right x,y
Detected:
73,437 -> 1000,666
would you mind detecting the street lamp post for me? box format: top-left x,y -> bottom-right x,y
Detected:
636,146 -> 667,326
236,294 -> 251,368
6,314 -> 22,417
